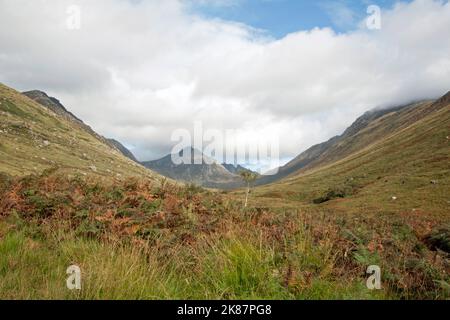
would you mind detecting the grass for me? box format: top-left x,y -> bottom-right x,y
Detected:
0,172 -> 402,300
1,169 -> 447,300
0,218 -> 389,300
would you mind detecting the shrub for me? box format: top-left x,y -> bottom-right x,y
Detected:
313,185 -> 354,204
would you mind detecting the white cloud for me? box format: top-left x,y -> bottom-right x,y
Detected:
321,1 -> 359,29
0,0 -> 449,163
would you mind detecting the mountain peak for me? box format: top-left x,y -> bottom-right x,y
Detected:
173,147 -> 217,165
23,90 -> 83,124
23,90 -> 48,97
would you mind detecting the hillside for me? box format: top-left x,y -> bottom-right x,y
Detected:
251,91 -> 450,214
142,147 -> 243,188
0,83 -> 155,179
22,90 -> 140,164
256,99 -> 438,185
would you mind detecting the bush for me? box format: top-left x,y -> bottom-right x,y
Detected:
423,226 -> 450,253
313,185 -> 353,204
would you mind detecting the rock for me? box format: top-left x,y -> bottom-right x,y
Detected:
430,180 -> 438,185
43,140 -> 50,146
89,165 -> 97,172
391,196 -> 397,201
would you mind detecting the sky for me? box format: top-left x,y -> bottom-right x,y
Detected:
190,0 -> 412,37
0,0 -> 450,170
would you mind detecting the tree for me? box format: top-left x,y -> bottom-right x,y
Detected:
239,171 -> 258,208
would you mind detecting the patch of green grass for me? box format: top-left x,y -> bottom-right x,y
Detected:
194,239 -> 288,299
0,226 -> 180,299
0,99 -> 28,118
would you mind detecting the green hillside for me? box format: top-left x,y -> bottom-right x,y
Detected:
256,99 -> 444,186
252,95 -> 450,215
0,83 -> 155,179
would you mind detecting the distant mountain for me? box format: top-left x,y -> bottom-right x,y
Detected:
256,94 -> 448,186
142,148 -> 244,188
0,83 -> 154,178
22,90 -> 139,164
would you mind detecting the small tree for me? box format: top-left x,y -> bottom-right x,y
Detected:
239,171 -> 258,208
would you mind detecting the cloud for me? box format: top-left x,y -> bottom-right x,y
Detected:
0,0 -> 449,164
321,1 -> 359,29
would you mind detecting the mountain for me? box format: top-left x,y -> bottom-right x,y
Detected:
22,90 -> 140,164
142,148 -> 244,188
256,98 -> 441,186
22,90 -> 83,122
0,83 -> 154,179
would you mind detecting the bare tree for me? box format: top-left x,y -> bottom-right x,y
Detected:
239,171 -> 258,208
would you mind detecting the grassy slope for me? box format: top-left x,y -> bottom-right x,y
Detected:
251,99 -> 450,215
0,83 -> 155,179
256,101 -> 436,186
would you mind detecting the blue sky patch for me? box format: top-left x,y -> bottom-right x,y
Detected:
189,0 -> 411,38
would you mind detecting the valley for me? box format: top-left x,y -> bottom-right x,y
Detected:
0,83 -> 449,300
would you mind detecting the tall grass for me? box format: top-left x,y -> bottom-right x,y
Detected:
0,173 -> 447,300
0,219 -> 388,300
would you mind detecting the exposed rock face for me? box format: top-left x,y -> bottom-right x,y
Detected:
22,90 -> 84,124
